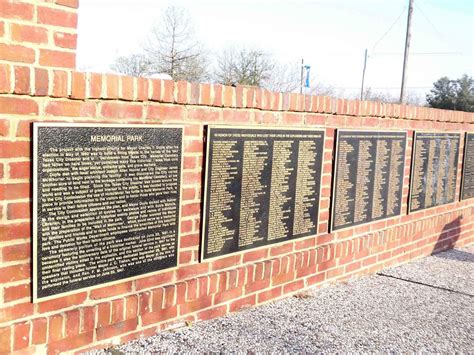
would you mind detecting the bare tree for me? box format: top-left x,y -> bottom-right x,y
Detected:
110,54 -> 151,77
262,61 -> 300,93
305,82 -> 340,97
214,52 -> 320,94
362,87 -> 424,106
362,88 -> 395,102
143,6 -> 209,82
214,46 -> 275,87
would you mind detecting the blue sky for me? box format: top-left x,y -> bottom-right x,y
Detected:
77,0 -> 474,100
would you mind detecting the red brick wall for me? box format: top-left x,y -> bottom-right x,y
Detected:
1,1 -> 474,353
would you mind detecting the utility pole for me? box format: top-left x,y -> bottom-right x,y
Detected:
300,58 -> 304,94
400,0 -> 414,103
360,49 -> 368,100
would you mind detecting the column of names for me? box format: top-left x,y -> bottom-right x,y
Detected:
332,131 -> 407,231
203,127 -> 325,259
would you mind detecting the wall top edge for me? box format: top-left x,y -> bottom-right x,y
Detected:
0,63 -> 472,124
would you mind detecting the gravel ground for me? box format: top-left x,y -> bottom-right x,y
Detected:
379,244 -> 473,296
100,245 -> 473,354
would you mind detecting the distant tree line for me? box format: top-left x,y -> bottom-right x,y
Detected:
110,6 -> 301,92
110,6 -> 474,112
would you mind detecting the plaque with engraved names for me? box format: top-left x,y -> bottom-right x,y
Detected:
33,123 -> 183,301
331,130 -> 407,231
461,133 -> 474,200
202,126 -> 325,260
409,132 -> 460,212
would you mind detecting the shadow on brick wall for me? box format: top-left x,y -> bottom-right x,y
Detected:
432,215 -> 465,258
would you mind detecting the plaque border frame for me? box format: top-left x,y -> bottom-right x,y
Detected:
407,130 -> 462,214
329,129 -> 409,233
460,132 -> 474,201
33,122 -> 185,302
200,124 -> 326,262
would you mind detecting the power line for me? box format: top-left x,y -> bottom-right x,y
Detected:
414,2 -> 465,56
372,51 -> 471,56
371,5 -> 407,54
303,51 -> 472,57
329,86 -> 431,90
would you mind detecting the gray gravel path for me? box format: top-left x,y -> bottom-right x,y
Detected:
104,245 -> 474,353
379,245 -> 473,296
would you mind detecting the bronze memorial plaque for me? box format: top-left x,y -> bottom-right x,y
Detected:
461,133 -> 474,200
202,126 -> 325,260
33,123 -> 183,301
409,132 -> 460,212
331,130 -> 407,231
